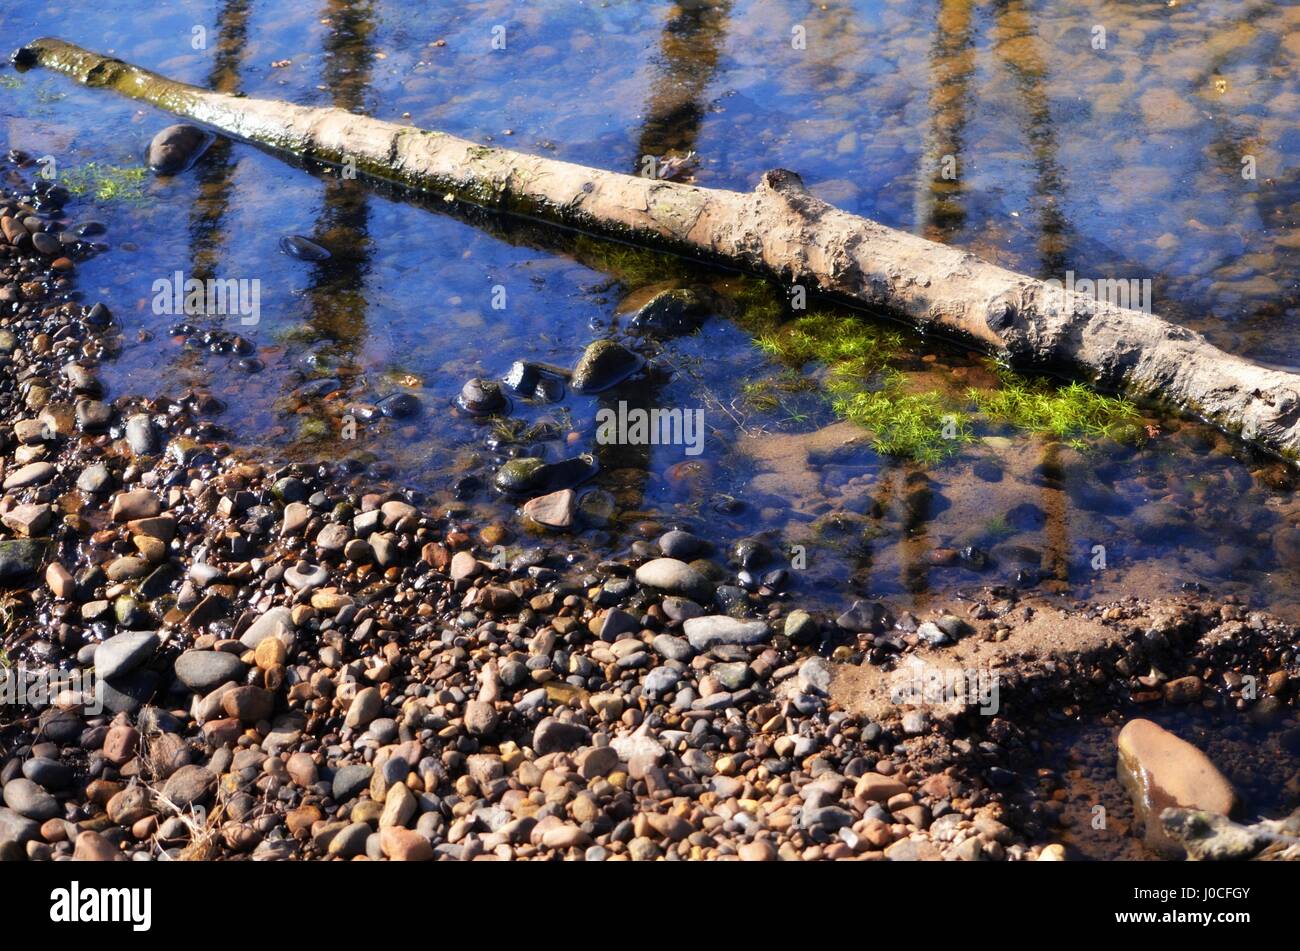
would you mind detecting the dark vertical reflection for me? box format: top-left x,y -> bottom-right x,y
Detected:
917,0 -> 976,241
990,0 -> 1070,276
291,0 -> 375,438
593,2 -> 734,517
632,0 -> 731,170
172,0 -> 252,398
187,0 -> 251,296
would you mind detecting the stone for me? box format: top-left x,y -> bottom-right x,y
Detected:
533,717 -> 591,754
239,606 -> 294,648
222,686 -> 275,723
147,124 -> 213,175
345,687 -> 383,729
1,778 -> 59,820
571,339 -> 643,393
784,609 -> 818,643
1117,718 -> 1238,858
464,699 -> 498,736
161,765 -> 217,809
521,489 -> 576,529
125,414 -> 158,455
110,489 -> 161,522
449,551 -> 479,581
332,764 -> 373,802
74,830 -> 122,861
635,558 -> 713,601
173,650 -> 247,692
2,461 -> 55,489
0,539 -> 49,581
855,773 -> 908,802
682,615 -> 769,651
380,826 -> 433,861
2,503 -> 52,537
94,630 -> 159,681
380,782 -> 417,828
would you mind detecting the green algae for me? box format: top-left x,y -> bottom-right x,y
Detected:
61,162 -> 148,203
754,311 -> 1141,462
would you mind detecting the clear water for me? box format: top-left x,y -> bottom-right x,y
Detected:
2,0 -> 1300,619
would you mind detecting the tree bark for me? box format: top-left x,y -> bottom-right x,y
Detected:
17,36 -> 1300,459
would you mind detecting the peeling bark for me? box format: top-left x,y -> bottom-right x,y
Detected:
17,36 -> 1300,459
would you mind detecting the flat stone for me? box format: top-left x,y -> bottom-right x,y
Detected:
173,650 -> 247,692
239,606 -> 294,648
161,765 -> 216,809
2,462 -> 55,489
110,489 -> 161,522
1,503 -> 52,537
682,615 -> 770,651
94,630 -> 159,681
636,558 -> 713,601
521,489 -> 576,529
533,717 -> 591,754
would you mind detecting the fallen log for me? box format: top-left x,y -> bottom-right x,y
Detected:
16,36 -> 1300,459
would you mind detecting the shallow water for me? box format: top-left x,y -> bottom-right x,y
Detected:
2,0 -> 1300,620
1023,705 -> 1300,860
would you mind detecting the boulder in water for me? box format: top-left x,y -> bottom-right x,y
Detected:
571,340 -> 643,394
147,124 -> 214,175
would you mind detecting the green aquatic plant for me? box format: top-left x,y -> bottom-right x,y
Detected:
0,76 -> 21,90
61,163 -> 149,203
756,311 -> 903,369
829,371 -> 972,464
968,370 -> 1142,448
757,312 -> 967,462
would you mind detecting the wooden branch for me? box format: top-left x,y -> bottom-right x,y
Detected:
16,36 -> 1300,459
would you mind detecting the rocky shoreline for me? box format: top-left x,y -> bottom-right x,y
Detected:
1,151 -> 1297,862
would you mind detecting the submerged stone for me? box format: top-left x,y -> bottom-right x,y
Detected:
494,454 -> 597,496
571,340 -> 644,394
147,124 -> 214,175
456,377 -> 507,416
279,234 -> 331,262
627,287 -> 708,338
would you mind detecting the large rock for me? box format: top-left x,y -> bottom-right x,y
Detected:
1117,718 -> 1238,858
682,615 -> 770,651
147,124 -> 214,175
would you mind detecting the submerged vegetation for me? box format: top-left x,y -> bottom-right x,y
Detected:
61,162 -> 149,203
969,371 -> 1143,448
754,311 -> 1141,461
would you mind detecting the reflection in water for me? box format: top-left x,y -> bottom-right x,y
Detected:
916,0 -> 976,241
990,0 -> 1071,277
176,0 -> 253,398
292,0 -> 377,456
632,0 -> 731,172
